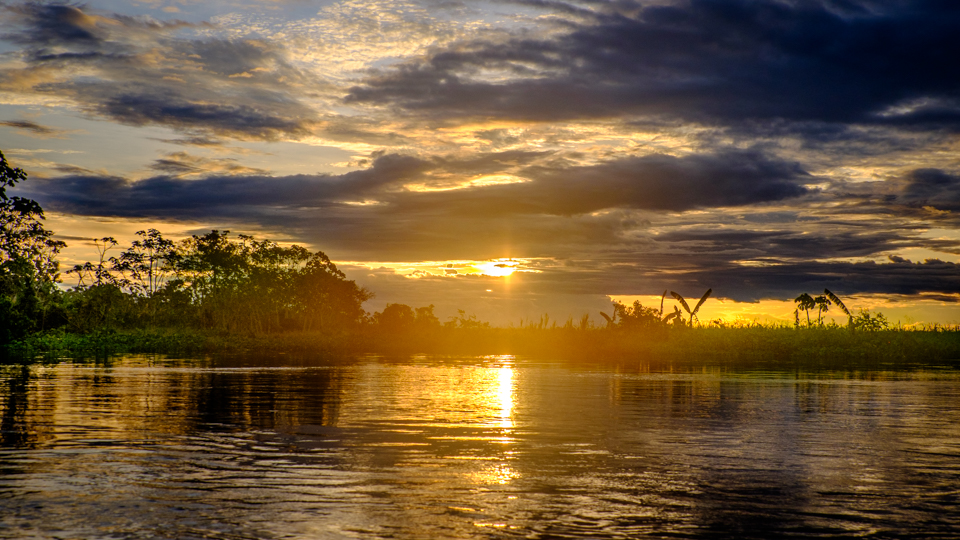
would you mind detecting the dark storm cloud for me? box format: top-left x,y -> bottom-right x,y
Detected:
390,150 -> 811,216
655,228 -> 912,259
503,255 -> 960,302
20,149 -> 811,223
187,39 -> 281,77
13,148 -> 815,262
899,169 -> 960,212
3,2 -> 197,60
348,0 -> 960,131
830,167 -> 960,222
19,153 -> 430,217
528,150 -> 811,213
678,258 -> 960,301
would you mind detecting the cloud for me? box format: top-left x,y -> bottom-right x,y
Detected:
380,150 -> 812,220
677,257 -> 960,301
827,167 -> 960,224
4,3 -> 107,46
20,148 -> 811,220
1,4 -> 317,140
347,0 -> 960,134
654,228 -> 914,260
899,169 -> 960,212
477,254 -> 960,303
153,136 -> 225,147
13,145 -> 960,301
149,152 -> 270,177
17,152 -> 430,218
0,119 -> 65,138
3,0 -> 958,312
93,92 -> 313,140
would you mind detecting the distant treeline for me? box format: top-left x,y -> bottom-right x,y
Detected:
3,149 -> 959,363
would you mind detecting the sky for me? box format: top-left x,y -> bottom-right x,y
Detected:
1,0 -> 959,326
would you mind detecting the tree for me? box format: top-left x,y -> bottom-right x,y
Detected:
0,150 -> 65,341
296,250 -> 372,331
813,294 -> 831,326
850,309 -> 889,331
376,303 -> 416,333
612,300 -> 664,329
794,292 -> 834,327
112,229 -> 176,296
794,293 -> 815,327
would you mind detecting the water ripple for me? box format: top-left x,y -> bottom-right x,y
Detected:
1,359 -> 960,538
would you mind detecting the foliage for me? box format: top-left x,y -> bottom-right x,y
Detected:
794,291 -> 835,327
824,289 -> 850,319
612,300 -> 664,329
446,309 -> 490,329
0,149 -> 371,343
114,230 -> 372,333
0,150 -> 65,343
850,309 -> 889,331
111,229 -> 176,295
601,290 -> 700,331
374,303 -> 445,333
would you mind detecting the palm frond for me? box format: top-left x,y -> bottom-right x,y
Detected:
659,290 -> 667,317
824,289 -> 850,316
599,311 -> 614,327
691,288 -> 712,316
670,291 -> 691,314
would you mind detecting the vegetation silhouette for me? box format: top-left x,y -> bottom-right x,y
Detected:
0,149 -> 957,364
0,150 -> 65,342
670,289 -> 712,327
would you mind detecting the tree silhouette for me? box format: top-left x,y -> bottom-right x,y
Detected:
813,294 -> 831,326
0,150 -> 65,340
794,293 -> 815,327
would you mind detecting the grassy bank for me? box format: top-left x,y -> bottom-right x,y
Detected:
5,325 -> 960,368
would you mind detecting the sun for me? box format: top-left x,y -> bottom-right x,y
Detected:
473,260 -> 518,277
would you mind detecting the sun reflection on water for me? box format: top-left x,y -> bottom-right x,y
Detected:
461,356 -> 521,487
496,364 -> 514,430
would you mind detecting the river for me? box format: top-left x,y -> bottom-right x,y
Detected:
2,354 -> 959,539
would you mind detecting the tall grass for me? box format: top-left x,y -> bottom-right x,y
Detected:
6,322 -> 959,368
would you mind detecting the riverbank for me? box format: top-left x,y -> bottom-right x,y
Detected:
5,326 -> 960,368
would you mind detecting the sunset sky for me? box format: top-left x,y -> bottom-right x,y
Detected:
1,0 -> 959,325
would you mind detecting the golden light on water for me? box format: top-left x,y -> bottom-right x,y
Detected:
471,460 -> 520,486
469,356 -> 520,486
496,362 -> 514,430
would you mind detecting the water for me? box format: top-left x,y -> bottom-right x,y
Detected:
2,354 -> 959,539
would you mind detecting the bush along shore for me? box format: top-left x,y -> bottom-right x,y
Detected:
3,148 -> 960,366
